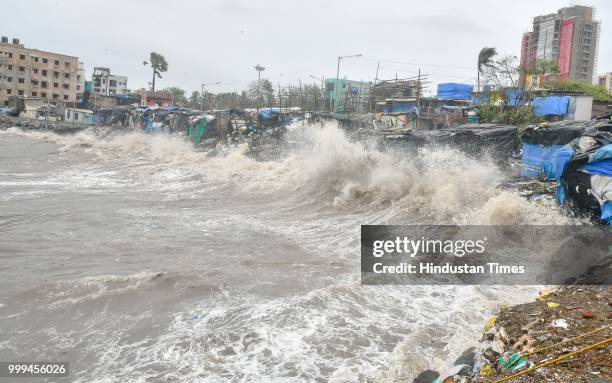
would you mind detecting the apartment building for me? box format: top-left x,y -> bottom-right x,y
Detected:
520,5 -> 600,83
0,37 -> 81,106
92,67 -> 128,96
595,72 -> 612,93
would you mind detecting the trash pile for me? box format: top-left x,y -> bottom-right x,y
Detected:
418,286 -> 611,383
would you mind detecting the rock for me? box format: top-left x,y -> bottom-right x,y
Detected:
581,310 -> 595,319
551,318 -> 569,329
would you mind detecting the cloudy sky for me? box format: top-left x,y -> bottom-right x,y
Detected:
3,0 -> 611,94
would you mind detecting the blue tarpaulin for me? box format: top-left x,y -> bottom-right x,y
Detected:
601,201 -> 612,223
581,160 -> 612,176
386,102 -> 416,113
505,88 -> 526,106
590,144 -> 612,163
472,94 -> 490,106
437,83 -> 473,100
258,108 -> 280,120
531,96 -> 570,117
520,143 -> 564,177
542,145 -> 575,203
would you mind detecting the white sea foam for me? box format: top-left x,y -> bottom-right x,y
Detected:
1,122 -> 573,382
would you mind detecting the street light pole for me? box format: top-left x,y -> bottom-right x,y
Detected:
254,64 -> 266,112
334,54 -> 361,112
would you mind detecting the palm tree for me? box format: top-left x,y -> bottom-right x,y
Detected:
477,47 -> 497,92
143,52 -> 168,92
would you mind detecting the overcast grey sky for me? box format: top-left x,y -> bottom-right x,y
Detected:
4,0 -> 611,94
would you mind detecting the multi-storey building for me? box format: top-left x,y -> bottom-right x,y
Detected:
0,37 -> 81,106
92,67 -> 128,96
520,5 -> 600,84
595,72 -> 612,93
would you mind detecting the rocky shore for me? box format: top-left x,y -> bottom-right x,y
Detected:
0,114 -> 92,133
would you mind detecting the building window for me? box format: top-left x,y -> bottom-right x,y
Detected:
52,94 -> 59,99
6,77 -> 12,82
53,71 -> 59,77
31,80 -> 39,85
42,58 -> 47,63
33,57 -> 39,62
18,78 -> 24,84
6,89 -> 11,95
53,82 -> 58,88
41,92 -> 47,98
42,70 -> 47,76
33,68 -> 38,74
19,54 -> 25,60
8,53 -> 12,58
54,60 -> 59,65
62,84 -> 69,89
19,66 -> 25,72
32,92 -> 37,97
109,80 -> 116,87
41,81 -> 48,88
77,75 -> 80,80
7,65 -> 12,70
76,85 -> 81,90
65,62 -> 70,67
63,95 -> 68,100
64,73 -> 69,79
18,90 -> 24,95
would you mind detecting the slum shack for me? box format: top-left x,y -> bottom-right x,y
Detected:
541,125 -> 612,224
382,123 -> 519,164
514,116 -> 612,224
91,104 -> 220,147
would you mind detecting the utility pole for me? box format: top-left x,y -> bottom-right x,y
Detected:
374,62 -> 380,85
278,83 -> 282,109
416,68 -> 421,108
334,54 -> 362,112
299,78 -> 304,111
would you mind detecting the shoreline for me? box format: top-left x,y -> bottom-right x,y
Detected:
416,285 -> 611,383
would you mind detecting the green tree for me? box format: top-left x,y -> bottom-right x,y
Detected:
523,59 -> 560,89
215,92 -> 242,110
165,87 -> 187,106
143,52 -> 168,92
188,91 -> 202,109
541,79 -> 612,101
248,79 -> 275,107
478,47 -> 497,92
